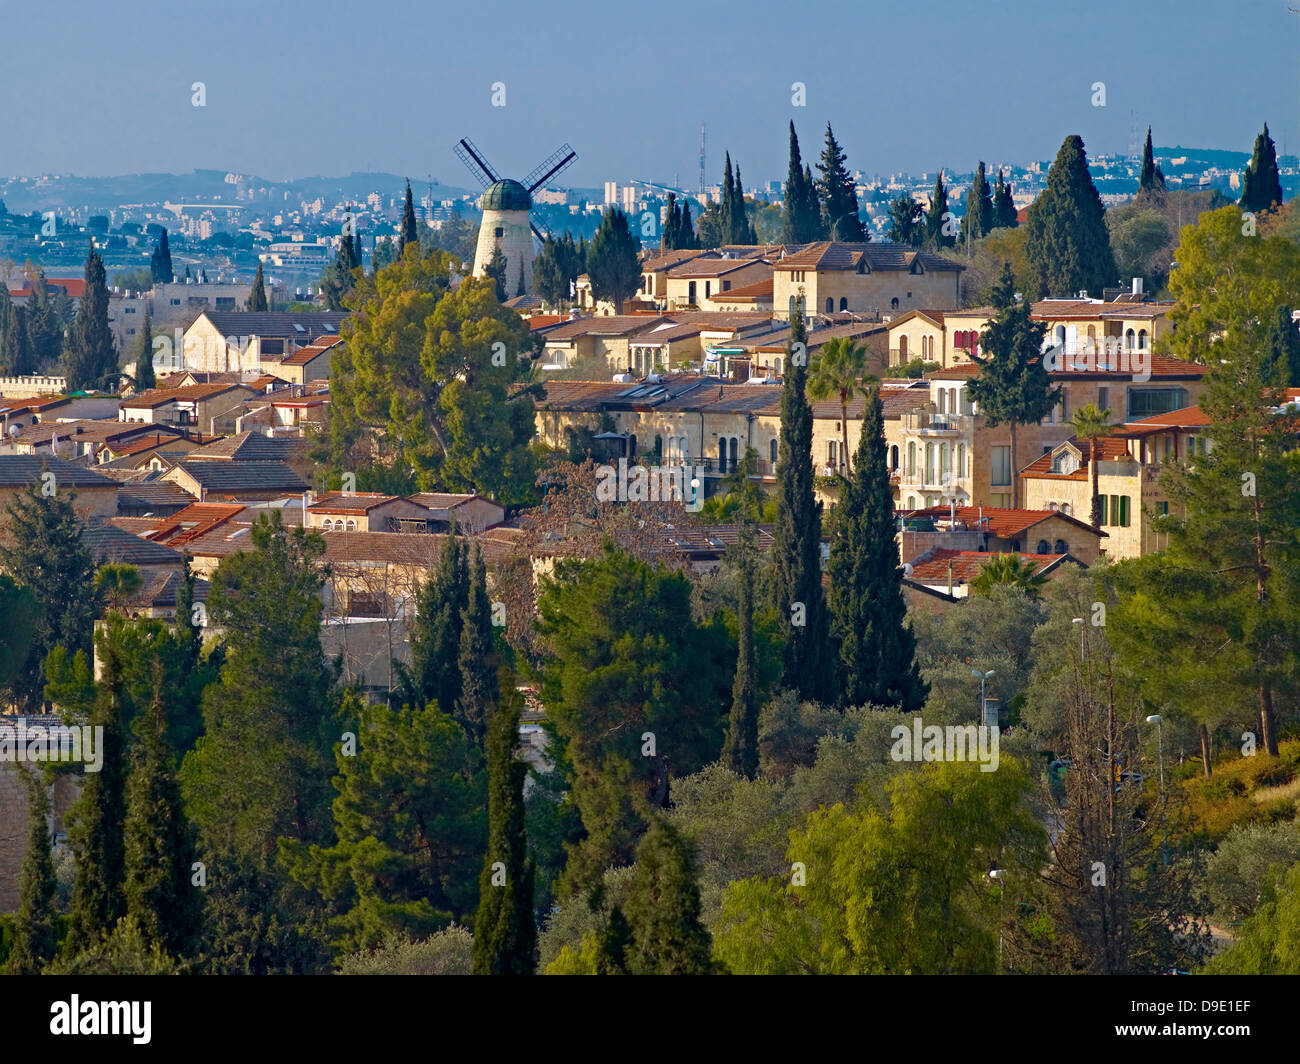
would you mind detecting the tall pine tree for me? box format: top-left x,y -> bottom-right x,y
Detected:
960,161 -> 995,247
134,314 -> 156,391
993,169 -> 1018,229
1240,122 -> 1283,213
783,122 -> 822,244
817,124 -> 866,241
1024,135 -> 1116,298
924,172 -> 954,250
65,242 -> 117,390
403,534 -> 470,715
770,306 -> 832,703
1138,128 -> 1166,194
723,520 -> 759,778
150,228 -> 174,284
827,386 -> 927,711
471,690 -> 536,975
622,818 -> 713,974
455,545 -> 496,750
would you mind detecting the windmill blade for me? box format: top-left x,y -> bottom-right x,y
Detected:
530,221 -> 547,244
454,138 -> 500,187
524,144 -> 577,193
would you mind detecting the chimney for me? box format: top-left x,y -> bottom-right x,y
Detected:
1132,277 -> 1143,297
947,559 -> 954,597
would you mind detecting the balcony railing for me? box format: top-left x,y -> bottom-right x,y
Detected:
901,410 -> 974,434
658,456 -> 776,476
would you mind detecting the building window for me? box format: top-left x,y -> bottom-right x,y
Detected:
1127,387 -> 1188,419
839,298 -> 848,311
907,441 -> 916,477
770,438 -> 778,463
890,297 -> 899,310
890,444 -> 899,470
1157,500 -> 1169,515
827,440 -> 839,468
990,493 -> 1012,508
723,280 -> 731,292
826,297 -> 834,313
1054,539 -> 1067,554
1036,539 -> 1050,554
991,445 -> 1011,486
1097,386 -> 1108,412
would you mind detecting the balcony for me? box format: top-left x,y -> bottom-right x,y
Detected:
901,410 -> 973,435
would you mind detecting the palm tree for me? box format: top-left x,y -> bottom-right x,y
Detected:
94,562 -> 143,615
970,554 -> 1049,599
1069,402 -> 1112,527
808,337 -> 876,475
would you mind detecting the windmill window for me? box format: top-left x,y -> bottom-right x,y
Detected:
494,227 -> 504,238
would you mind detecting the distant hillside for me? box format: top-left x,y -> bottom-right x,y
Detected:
0,170 -> 471,213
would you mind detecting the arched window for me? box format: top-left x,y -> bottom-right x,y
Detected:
971,330 -> 980,355
770,438 -> 778,463
321,519 -> 333,531
1054,539 -> 1068,554
939,442 -> 949,483
729,437 -> 738,467
718,437 -> 728,471
907,495 -> 916,509
1055,325 -> 1066,347
344,519 -> 357,532
1036,539 -> 1050,554
1010,539 -> 1021,553
938,390 -> 947,415
1138,329 -> 1148,350
890,444 -> 899,470
957,443 -> 966,478
839,297 -> 848,311
654,434 -> 663,459
899,335 -> 908,360
826,297 -> 834,313
890,297 -> 900,310
907,441 -> 916,477
1126,328 -> 1136,351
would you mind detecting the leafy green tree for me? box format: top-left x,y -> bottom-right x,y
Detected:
150,228 -> 174,284
328,252 -> 539,502
886,194 -> 924,245
283,697 -> 486,952
336,927 -> 474,974
472,693 -> 537,975
828,386 -> 927,711
924,172 -> 954,250
536,545 -> 731,894
677,200 -> 698,249
94,561 -> 143,613
770,307 -> 832,703
723,519 -> 759,779
1,483 -> 96,710
7,766 -> 59,974
783,123 -> 822,243
1203,862 -> 1300,974
2,303 -> 36,375
587,208 -> 641,313
713,760 -> 1046,974
124,687 -> 201,960
969,554 -> 1048,599
400,179 -> 419,252
25,271 -> 63,370
1024,135 -> 1116,298
1205,821 -> 1300,924
816,124 -> 865,241
400,534 -> 469,715
960,161 -> 995,246
965,263 -> 1060,508
807,336 -> 872,474
622,819 -> 714,974
248,263 -> 268,311
993,169 -> 1018,229
1069,402 -> 1112,525
63,642 -> 129,956
1240,122 -> 1283,213
48,915 -> 179,975
0,284 -> 13,367
133,314 -> 156,390
533,234 -> 567,306
1138,128 -> 1166,195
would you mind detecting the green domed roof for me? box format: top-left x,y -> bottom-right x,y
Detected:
480,179 -> 532,212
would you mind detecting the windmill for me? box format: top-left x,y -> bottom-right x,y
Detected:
454,138 -> 576,296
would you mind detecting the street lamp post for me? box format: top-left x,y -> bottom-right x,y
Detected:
988,869 -> 1005,972
1146,714 -> 1167,865
1072,617 -> 1085,662
973,668 -> 994,725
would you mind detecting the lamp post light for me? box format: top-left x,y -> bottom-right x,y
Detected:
973,668 -> 994,725
1145,714 -> 1167,865
1072,617 -> 1085,661
989,869 -> 1005,971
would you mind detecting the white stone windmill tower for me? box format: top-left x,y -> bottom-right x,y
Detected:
454,138 -> 577,297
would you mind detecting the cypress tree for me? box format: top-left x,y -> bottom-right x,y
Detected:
1024,134 -> 1116,298
1265,305 -> 1300,387
1138,128 -> 1166,194
623,819 -> 713,975
2,303 -> 35,375
723,521 -> 759,778
471,691 -> 536,975
64,242 -> 117,390
771,306 -> 832,703
721,153 -> 736,243
925,172 -> 954,250
150,228 -> 174,284
783,122 -> 820,244
732,164 -> 755,244
679,199 -> 696,249
7,766 -> 59,974
401,179 -> 419,252
486,246 -> 508,302
26,270 -> 63,370
595,905 -> 632,974
817,124 -> 865,241
0,284 -> 12,364
125,687 -> 202,960
455,545 -> 496,750
960,161 -> 995,246
993,169 -> 1018,229
134,314 -> 156,391
1240,122 -> 1283,213
515,259 -> 526,298
803,163 -> 824,239
64,643 -> 130,955
827,386 -> 927,711
405,534 -> 469,714
248,263 -> 268,311
966,263 -> 1061,509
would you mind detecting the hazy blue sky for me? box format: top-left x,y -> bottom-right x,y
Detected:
2,0 -> 1295,187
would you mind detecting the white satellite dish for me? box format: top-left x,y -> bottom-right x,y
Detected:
903,562 -> 914,578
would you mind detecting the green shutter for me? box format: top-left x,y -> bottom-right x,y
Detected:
1099,495 -> 1109,525
1119,496 -> 1130,527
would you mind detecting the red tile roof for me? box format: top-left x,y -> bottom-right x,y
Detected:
1019,437 -> 1134,479
898,505 -> 1104,539
281,336 -> 342,366
145,502 -> 246,547
908,548 -> 1073,585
